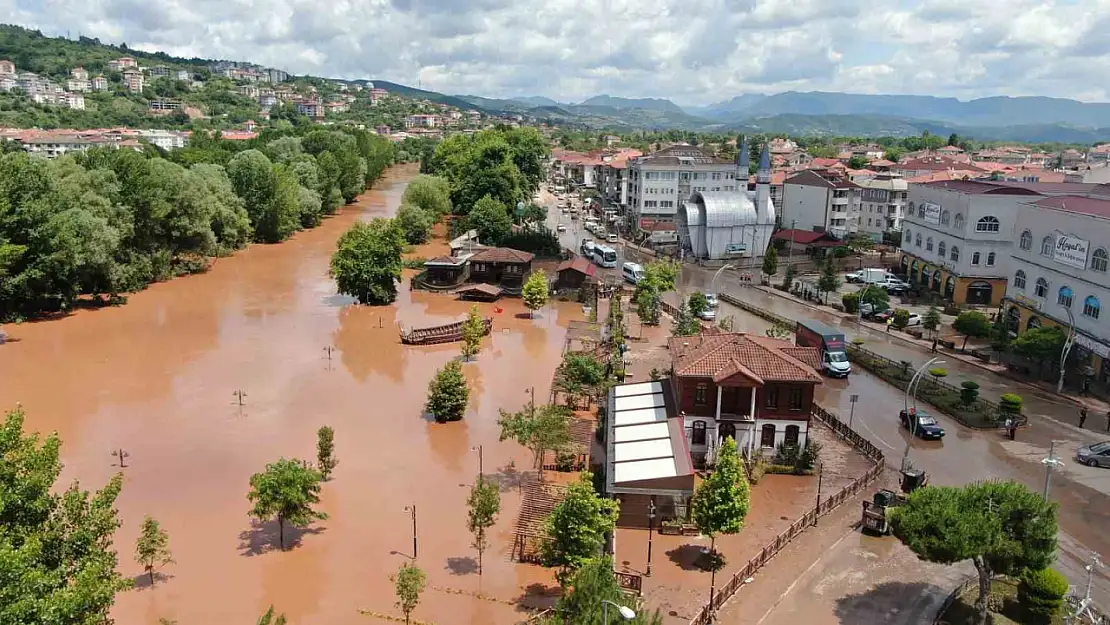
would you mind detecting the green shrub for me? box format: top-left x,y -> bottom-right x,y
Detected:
892,308 -> 911,329
928,368 -> 948,380
851,338 -> 866,346
773,442 -> 799,466
1000,393 -> 1024,416
1018,568 -> 1069,622
795,439 -> 821,474
960,380 -> 980,406
841,292 -> 860,313
763,464 -> 796,475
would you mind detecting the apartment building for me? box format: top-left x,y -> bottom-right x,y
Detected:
66,78 -> 90,92
0,59 -> 14,75
71,67 -> 88,81
65,92 -> 85,110
628,144 -> 741,243
91,76 -> 108,91
122,69 -> 144,93
404,114 -> 438,128
296,100 -> 325,119
597,151 -> 642,209
780,169 -> 861,239
856,173 -> 909,239
149,65 -> 171,77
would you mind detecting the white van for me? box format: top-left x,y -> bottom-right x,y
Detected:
622,262 -> 645,284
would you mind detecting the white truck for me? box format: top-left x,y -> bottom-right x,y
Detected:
860,268 -> 898,285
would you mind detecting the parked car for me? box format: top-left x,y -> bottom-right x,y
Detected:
871,309 -> 896,323
556,224 -> 567,232
697,307 -> 717,321
705,293 -> 719,309
1077,441 -> 1110,468
899,409 -> 946,439
880,278 -> 911,294
607,233 -> 619,243
905,312 -> 923,326
845,271 -> 864,283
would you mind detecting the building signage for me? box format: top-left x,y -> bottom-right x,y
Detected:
725,243 -> 748,256
922,201 -> 941,225
1054,234 -> 1090,269
1075,333 -> 1110,359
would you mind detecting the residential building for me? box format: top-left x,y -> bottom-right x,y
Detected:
70,67 -> 88,81
0,59 -> 14,75
91,76 -> 108,91
1065,165 -> 1110,184
597,150 -> 642,209
856,173 -> 909,238
117,56 -> 137,68
267,68 -> 288,83
892,156 -> 986,179
369,87 -> 389,104
404,114 -> 438,128
259,91 -> 278,109
139,129 -> 187,151
149,99 -> 183,112
1004,187 -> 1110,382
326,101 -> 349,114
296,100 -> 325,119
176,70 -> 191,81
628,144 -> 741,243
780,168 -> 862,239
122,69 -> 144,93
64,92 -> 85,110
149,65 -> 171,77
238,84 -> 260,99
0,75 -> 14,91
466,247 -> 534,292
19,134 -> 114,158
668,332 -> 823,464
899,180 -> 1044,306
66,78 -> 89,92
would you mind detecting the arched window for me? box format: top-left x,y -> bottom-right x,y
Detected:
1019,230 -> 1032,250
918,204 -> 926,218
950,246 -> 960,262
915,233 -> 922,247
760,424 -> 776,448
1041,235 -> 1054,256
1084,295 -> 1101,319
784,425 -> 801,448
1058,286 -> 1074,308
938,241 -> 947,258
987,252 -> 996,266
1093,248 -> 1109,272
972,252 -> 981,265
904,229 -> 911,245
954,214 -> 965,228
691,420 -> 707,446
926,236 -> 934,251
1013,270 -> 1026,289
941,210 -> 951,225
1035,277 -> 1049,297
976,216 -> 1000,232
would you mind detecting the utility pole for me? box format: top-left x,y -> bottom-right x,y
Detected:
404,505 -> 418,559
323,345 -> 335,371
814,463 -> 824,526
1042,441 -> 1063,499
646,498 -> 656,577
849,394 -> 859,429
528,387 -> 536,418
472,445 -> 483,484
112,448 -> 130,468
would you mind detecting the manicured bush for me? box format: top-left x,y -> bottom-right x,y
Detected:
841,292 -> 860,313
960,380 -> 980,406
1018,567 -> 1069,622
1000,393 -> 1024,417
892,308 -> 911,329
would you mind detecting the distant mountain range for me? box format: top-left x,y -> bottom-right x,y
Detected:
434,89 -> 1110,144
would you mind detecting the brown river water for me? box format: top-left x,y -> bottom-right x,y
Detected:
0,164 -> 578,625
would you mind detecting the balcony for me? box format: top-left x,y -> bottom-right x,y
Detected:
831,196 -> 849,205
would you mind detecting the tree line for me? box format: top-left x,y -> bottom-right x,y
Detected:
0,125 -> 394,320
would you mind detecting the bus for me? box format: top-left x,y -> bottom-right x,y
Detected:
592,244 -> 618,268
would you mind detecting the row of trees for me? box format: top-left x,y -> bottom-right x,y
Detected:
0,126 -> 395,320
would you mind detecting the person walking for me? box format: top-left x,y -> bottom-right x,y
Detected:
1081,377 -> 1091,397
1080,406 -> 1089,429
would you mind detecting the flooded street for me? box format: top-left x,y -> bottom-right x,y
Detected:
0,164 -> 578,625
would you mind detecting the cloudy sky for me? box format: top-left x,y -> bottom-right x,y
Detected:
6,0 -> 1110,105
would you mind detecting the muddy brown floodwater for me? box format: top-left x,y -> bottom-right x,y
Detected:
0,164 -> 581,625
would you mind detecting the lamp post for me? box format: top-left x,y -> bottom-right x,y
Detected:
403,505 -> 418,559
814,462 -> 824,526
710,262 -> 736,296
601,599 -> 636,625
848,394 -> 860,429
902,357 -> 944,471
1042,441 -> 1064,499
472,445 -> 483,484
646,497 -> 656,576
1057,306 -> 1077,394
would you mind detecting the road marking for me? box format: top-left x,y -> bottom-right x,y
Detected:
753,526 -> 856,625
854,419 -> 897,451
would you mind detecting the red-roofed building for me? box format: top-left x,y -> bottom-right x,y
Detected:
555,255 -> 598,290
892,156 -> 986,179
772,229 -> 841,255
468,247 -> 534,291
668,332 -> 822,461
597,149 -> 644,207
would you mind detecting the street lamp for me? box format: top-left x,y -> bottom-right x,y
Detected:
471,445 -> 483,484
403,505 -> 418,559
902,357 -> 944,471
646,498 -> 656,576
601,599 -> 636,625
1057,306 -> 1077,394
1042,441 -> 1064,499
710,262 -> 737,296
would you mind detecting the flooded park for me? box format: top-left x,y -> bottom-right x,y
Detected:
0,164 -> 582,624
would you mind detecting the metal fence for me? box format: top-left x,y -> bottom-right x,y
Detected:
687,405 -> 885,625
932,577 -> 976,624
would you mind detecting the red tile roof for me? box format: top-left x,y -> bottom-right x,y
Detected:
1033,195 -> 1110,219
811,157 -> 842,168
469,247 -> 535,264
772,229 -> 835,245
557,255 -> 598,277
669,333 -> 822,384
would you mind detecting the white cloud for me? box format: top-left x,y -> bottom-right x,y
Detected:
2,0 -> 1108,105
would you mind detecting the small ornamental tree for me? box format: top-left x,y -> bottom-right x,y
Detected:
691,438 -> 751,570
135,516 -> 173,585
762,246 -> 778,277
1018,568 -> 1069,622
953,310 -> 992,350
960,381 -> 980,406
466,480 -> 501,575
782,264 -> 797,291
892,308 -> 911,330
892,480 -> 1057,625
553,558 -> 665,625
316,426 -> 337,480
522,270 -> 550,318
999,393 -> 1024,421
247,458 -> 328,550
816,258 -> 841,303
923,306 -> 942,337
1012,326 -> 1067,375
257,606 -> 288,625
542,472 -> 619,585
671,301 -> 701,337
687,292 -> 710,318
841,292 -> 860,313
635,284 -> 662,326
426,360 -> 469,422
765,319 -> 794,340
392,562 -> 427,625
460,305 -> 486,361
860,285 -> 890,311
498,403 -> 574,474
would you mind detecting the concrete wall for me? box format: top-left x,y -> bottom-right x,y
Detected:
781,182 -> 830,233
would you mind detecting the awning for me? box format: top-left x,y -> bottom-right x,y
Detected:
605,381 -> 695,497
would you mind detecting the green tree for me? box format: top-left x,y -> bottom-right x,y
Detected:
392,562 -> 427,625
1018,568 -> 1069,623
860,285 -> 890,311
1012,326 -> 1067,373
687,292 -> 710,318
316,425 -> 337,481
466,480 -> 501,575
923,306 -> 942,337
952,310 -> 992,350
847,155 -> 869,169
762,246 -> 778,276
135,516 -> 173,586
671,301 -> 701,337
426,359 -> 469,422
884,146 -> 905,162
542,473 -> 619,584
634,284 -> 662,326
0,407 -> 132,624
544,557 -> 665,625
227,149 -> 301,243
460,304 -> 486,361
892,308 -> 911,330
892,480 -> 1057,625
401,174 -> 452,218
522,270 -> 550,317
257,606 -> 287,625
841,292 -> 860,313
246,458 -> 328,550
498,403 -> 574,473
642,260 -> 680,292
782,264 -> 797,291
766,319 -> 794,339
330,218 -> 406,305
466,194 -> 513,245
555,352 -> 609,403
691,438 -> 751,570
395,203 -> 433,245
816,258 -> 841,303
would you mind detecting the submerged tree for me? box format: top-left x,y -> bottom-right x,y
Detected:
392,562 -> 427,625
466,480 -> 501,575
316,425 -> 337,480
498,402 -> 575,474
135,516 -> 174,586
542,473 -> 619,585
460,305 -> 487,361
426,359 -> 469,422
247,458 -> 328,550
522,270 -> 550,317
330,218 -> 406,305
691,438 -> 751,581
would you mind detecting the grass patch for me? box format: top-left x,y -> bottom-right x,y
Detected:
938,578 -> 1068,625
